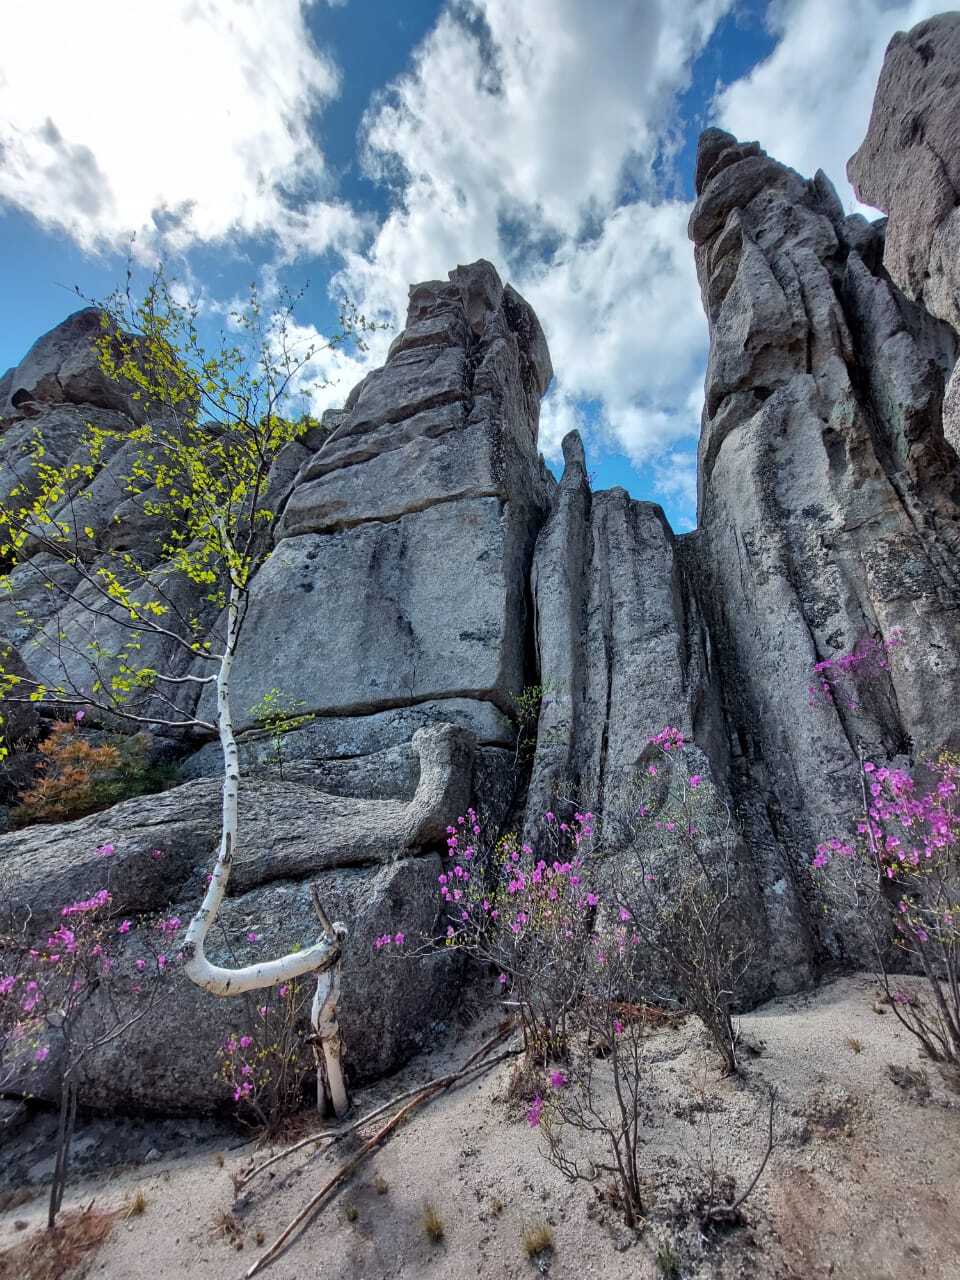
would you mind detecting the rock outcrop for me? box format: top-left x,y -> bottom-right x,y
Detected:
523,16 -> 960,998
3,15 -> 960,1112
848,13 -> 960,454
0,262 -> 550,1111
194,259 -> 553,741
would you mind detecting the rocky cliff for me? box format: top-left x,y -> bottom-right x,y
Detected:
2,13 -> 959,1112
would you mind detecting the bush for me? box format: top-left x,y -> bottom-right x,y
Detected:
216,975 -> 315,1132
377,806 -> 598,1061
813,750 -> 960,1081
609,727 -> 756,1075
10,719 -> 178,827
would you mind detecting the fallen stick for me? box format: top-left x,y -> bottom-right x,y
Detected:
243,1028 -> 518,1278
237,1020 -> 516,1193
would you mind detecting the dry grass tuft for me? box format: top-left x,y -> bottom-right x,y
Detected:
344,1204 -> 359,1223
421,1201 -> 445,1243
521,1220 -> 554,1259
0,1204 -> 118,1280
124,1189 -> 148,1218
212,1208 -> 245,1250
373,1173 -> 389,1196
845,1037 -> 863,1054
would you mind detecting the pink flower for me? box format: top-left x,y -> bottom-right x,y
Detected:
527,1095 -> 544,1127
95,842 -> 115,857
134,959 -> 146,972
549,1071 -> 568,1090
157,954 -> 167,971
688,774 -> 702,788
278,985 -> 289,999
618,907 -> 631,923
257,1005 -> 267,1018
246,932 -> 259,943
613,1019 -> 624,1037
224,1038 -> 237,1055
74,709 -> 85,723
117,920 -> 132,934
394,932 -> 405,946
498,973 -> 508,985
239,1035 -> 253,1049
150,848 -> 164,861
35,1045 -> 49,1062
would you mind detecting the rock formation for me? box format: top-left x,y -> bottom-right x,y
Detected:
2,13 -> 960,1112
848,12 -> 960,454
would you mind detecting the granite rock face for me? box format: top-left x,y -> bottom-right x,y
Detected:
0,724 -> 476,1110
198,259 -> 553,739
848,14 -> 960,334
687,125 -> 960,979
848,13 -> 960,457
0,262 -> 552,1111
5,20 -> 960,1109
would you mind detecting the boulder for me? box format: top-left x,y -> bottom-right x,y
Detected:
847,14 -> 960,337
0,308 -> 150,424
1,723 -> 475,1110
197,260 -> 554,739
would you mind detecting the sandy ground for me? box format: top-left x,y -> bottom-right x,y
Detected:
2,973 -> 959,1280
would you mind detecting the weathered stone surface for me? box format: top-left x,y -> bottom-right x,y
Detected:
198,497 -> 529,730
58,858 -> 456,1112
1,723 -> 474,1109
1,722 -> 474,923
685,123 -> 960,981
179,699 -> 512,782
848,14 -> 960,336
0,309 -> 149,423
525,431 -> 794,994
203,260 -> 552,735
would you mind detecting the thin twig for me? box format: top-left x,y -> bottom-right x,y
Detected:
243,1029 -> 517,1276
236,1021 -> 515,1193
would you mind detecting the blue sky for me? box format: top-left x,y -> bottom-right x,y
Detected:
0,0 -> 944,530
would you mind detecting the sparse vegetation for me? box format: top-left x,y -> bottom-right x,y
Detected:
521,1218 -> 554,1259
655,1237 -> 682,1278
124,1188 -> 148,1218
0,1204 -> 118,1280
421,1201 -> 445,1243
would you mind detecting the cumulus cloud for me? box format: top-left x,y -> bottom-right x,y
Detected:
0,0 -> 363,256
327,0 -> 728,514
714,0 -> 945,208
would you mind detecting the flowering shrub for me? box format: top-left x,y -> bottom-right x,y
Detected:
610,727 -> 755,1075
807,629 -> 903,711
535,929 -> 656,1229
438,807 -> 597,1059
812,752 -> 960,1077
377,806 -> 596,1061
0,878 -> 163,1227
216,976 -> 314,1131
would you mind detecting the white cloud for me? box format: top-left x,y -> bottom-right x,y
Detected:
713,0 -> 946,210
0,0 -> 363,256
328,0 -> 727,487
521,201 -> 707,467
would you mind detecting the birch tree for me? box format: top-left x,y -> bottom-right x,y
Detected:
0,268 -> 373,1116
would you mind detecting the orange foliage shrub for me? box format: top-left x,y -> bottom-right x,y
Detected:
11,720 -> 121,825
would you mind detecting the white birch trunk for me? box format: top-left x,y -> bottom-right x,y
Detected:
181,579 -> 347,1006
311,954 -> 348,1118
